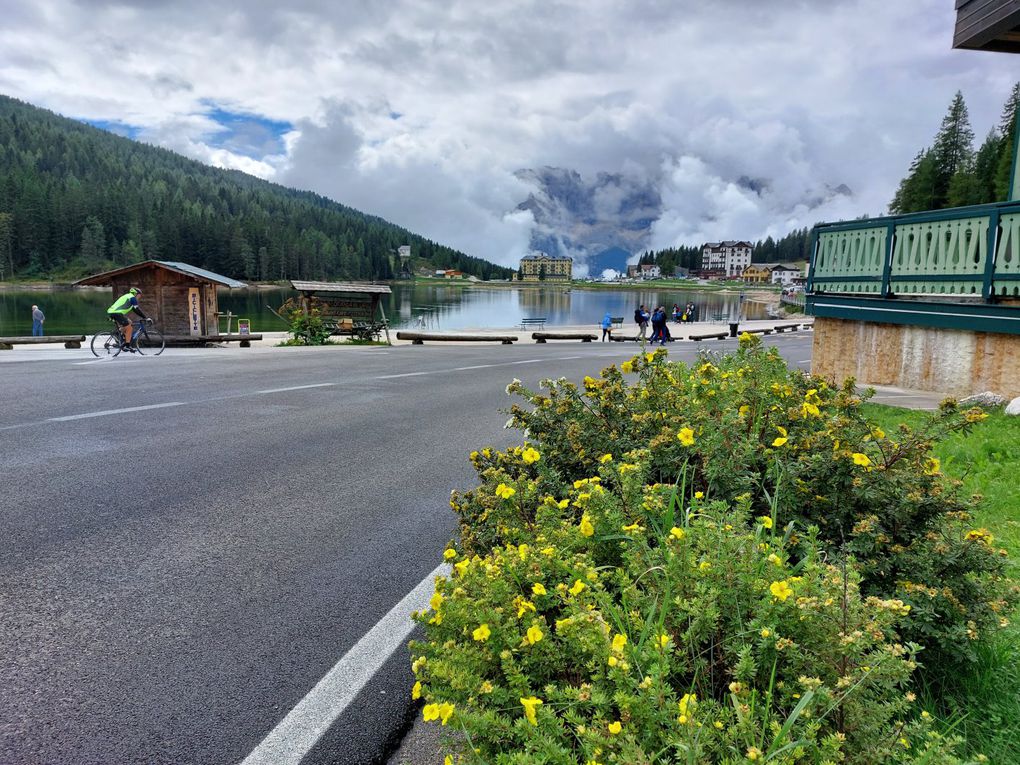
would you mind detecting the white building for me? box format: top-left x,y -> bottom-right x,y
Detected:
701,241 -> 752,278
640,264 -> 661,279
769,263 -> 804,287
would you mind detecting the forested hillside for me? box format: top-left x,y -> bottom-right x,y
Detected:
0,95 -> 511,282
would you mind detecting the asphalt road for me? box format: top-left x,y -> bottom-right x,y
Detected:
0,334 -> 815,765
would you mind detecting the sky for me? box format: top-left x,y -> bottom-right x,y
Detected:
1,0 -> 1018,268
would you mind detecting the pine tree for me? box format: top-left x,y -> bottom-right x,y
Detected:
930,91 -> 975,208
994,82 -> 1020,200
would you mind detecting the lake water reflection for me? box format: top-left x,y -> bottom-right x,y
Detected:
0,283 -> 768,336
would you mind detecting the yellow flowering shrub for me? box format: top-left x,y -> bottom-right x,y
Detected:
414,488 -> 973,764
472,339 -> 1013,669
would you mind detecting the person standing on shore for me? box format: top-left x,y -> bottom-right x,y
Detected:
31,304 -> 45,336
634,304 -> 650,341
601,312 -> 613,342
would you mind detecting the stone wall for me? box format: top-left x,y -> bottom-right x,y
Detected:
812,317 -> 1020,399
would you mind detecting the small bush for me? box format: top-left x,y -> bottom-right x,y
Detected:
279,300 -> 332,345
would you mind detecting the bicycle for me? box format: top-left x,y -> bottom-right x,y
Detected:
91,318 -> 166,357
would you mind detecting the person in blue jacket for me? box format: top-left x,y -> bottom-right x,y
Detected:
601,312 -> 613,342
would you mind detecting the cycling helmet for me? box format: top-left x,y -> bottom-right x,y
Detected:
129,287 -> 140,295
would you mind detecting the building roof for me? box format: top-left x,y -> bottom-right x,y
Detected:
704,241 -> 752,249
73,260 -> 247,288
521,253 -> 572,261
290,280 -> 393,294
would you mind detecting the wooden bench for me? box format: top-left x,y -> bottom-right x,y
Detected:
533,332 -> 597,343
520,318 -> 547,330
773,323 -> 801,333
323,319 -> 387,342
743,328 -> 773,335
689,331 -> 729,341
0,335 -> 86,350
610,335 -> 638,342
396,332 -> 517,345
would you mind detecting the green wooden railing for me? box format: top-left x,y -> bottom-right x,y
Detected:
808,200 -> 1020,301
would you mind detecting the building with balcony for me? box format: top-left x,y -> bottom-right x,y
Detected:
519,252 -> 572,282
702,241 -> 752,277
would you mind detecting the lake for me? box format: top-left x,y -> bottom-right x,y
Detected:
0,283 -> 770,336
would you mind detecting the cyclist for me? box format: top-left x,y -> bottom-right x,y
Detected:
107,287 -> 150,351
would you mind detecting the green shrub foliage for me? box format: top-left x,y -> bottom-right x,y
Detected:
411,338 -> 1011,764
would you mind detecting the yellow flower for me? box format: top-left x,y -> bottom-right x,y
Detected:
747,746 -> 762,761
965,528 -> 994,545
699,561 -> 711,572
412,680 -> 422,699
423,704 -> 439,721
579,515 -> 595,537
495,483 -> 516,499
521,447 -> 541,464
759,516 -> 773,529
621,360 -> 634,373
657,633 -> 671,649
924,457 -> 941,475
678,692 -> 696,716
621,521 -> 641,533
851,453 -> 871,467
443,548 -> 457,560
472,623 -> 491,642
677,427 -> 695,446
738,404 -> 750,417
532,582 -> 547,596
429,592 -> 445,611
599,453 -> 613,463
770,580 -> 793,602
454,558 -> 470,576
557,498 -> 570,509
611,633 -> 628,652
714,720 -> 724,729
607,655 -> 619,667
569,579 -> 586,596
516,598 -> 536,617
767,553 -> 782,566
694,491 -> 704,499
520,696 -> 542,725
760,628 -> 771,638
619,462 -> 638,474
646,352 -> 656,363
871,426 -> 886,440
444,756 -> 453,765
525,625 -> 544,645
423,702 -> 455,725
608,721 -> 622,735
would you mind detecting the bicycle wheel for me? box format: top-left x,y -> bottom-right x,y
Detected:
135,327 -> 165,355
91,330 -> 122,357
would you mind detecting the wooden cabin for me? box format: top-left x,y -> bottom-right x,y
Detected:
74,261 -> 247,338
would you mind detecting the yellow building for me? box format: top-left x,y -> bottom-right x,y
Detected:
519,252 -> 572,282
742,264 -> 773,284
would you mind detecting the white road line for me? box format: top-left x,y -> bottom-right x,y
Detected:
240,562 -> 450,765
255,383 -> 336,394
376,371 -> 432,379
48,402 -> 186,422
378,358 -> 545,379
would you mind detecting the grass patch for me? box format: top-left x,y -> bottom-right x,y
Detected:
863,402 -> 1020,763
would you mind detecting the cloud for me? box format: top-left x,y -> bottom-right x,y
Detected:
0,0 -> 1017,267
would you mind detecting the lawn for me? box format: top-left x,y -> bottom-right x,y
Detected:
863,403 -> 1020,763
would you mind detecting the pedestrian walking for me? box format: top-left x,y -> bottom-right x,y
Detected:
601,312 -> 613,342
31,304 -> 45,336
634,304 -> 650,341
